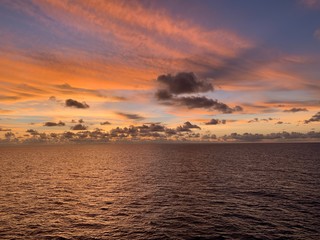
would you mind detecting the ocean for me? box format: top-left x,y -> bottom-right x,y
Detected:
0,143 -> 319,239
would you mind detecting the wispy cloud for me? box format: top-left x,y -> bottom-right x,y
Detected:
299,0 -> 320,9
314,28 -> 320,40
304,112 -> 320,123
116,112 -> 145,121
283,108 -> 308,113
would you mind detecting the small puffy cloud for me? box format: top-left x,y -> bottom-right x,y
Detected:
276,121 -> 284,124
147,123 -> 165,132
100,121 -> 111,125
49,96 -> 57,101
71,124 -> 88,130
248,117 -> 275,123
304,112 -> 320,123
248,118 -> 259,123
176,121 -> 201,132
205,119 -> 226,125
165,128 -> 177,135
65,99 -> 89,109
283,107 -> 308,113
183,121 -> 201,129
176,126 -> 191,132
43,121 -> 65,127
116,112 -> 145,121
78,119 -> 84,123
63,131 -> 76,139
26,129 -> 39,136
202,134 -> 217,140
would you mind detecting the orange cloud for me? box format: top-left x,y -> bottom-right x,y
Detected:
7,0 -> 251,60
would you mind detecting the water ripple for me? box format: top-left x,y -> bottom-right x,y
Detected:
0,143 -> 319,239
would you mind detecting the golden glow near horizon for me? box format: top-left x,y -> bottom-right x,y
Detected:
0,0 -> 319,143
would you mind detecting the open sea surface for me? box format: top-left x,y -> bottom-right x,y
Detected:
0,143 -> 319,239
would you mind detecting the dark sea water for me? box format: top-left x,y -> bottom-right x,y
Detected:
0,143 -> 319,240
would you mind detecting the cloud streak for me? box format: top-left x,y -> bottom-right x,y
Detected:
304,112 -> 320,124
116,112 -> 145,121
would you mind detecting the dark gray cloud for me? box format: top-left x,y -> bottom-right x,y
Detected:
283,108 -> 308,113
222,131 -> 320,142
201,134 -> 217,140
43,121 -> 65,127
116,112 -> 145,121
248,117 -> 275,123
109,123 -> 167,138
165,128 -> 177,135
205,119 -> 226,125
176,121 -> 201,132
70,124 -> 88,130
155,72 -> 242,113
147,123 -> 166,132
157,72 -> 213,95
176,126 -> 191,132
26,129 -> 40,136
65,99 -> 89,109
100,121 -> 111,125
178,96 -> 242,113
63,131 -> 76,139
155,89 -> 173,100
183,121 -> 201,129
107,122 -> 198,140
304,112 -> 320,124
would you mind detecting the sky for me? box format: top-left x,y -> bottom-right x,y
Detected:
0,0 -> 320,143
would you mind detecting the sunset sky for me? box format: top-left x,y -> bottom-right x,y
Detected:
0,0 -> 319,143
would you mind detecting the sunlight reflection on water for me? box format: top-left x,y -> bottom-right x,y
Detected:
0,143 -> 319,239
